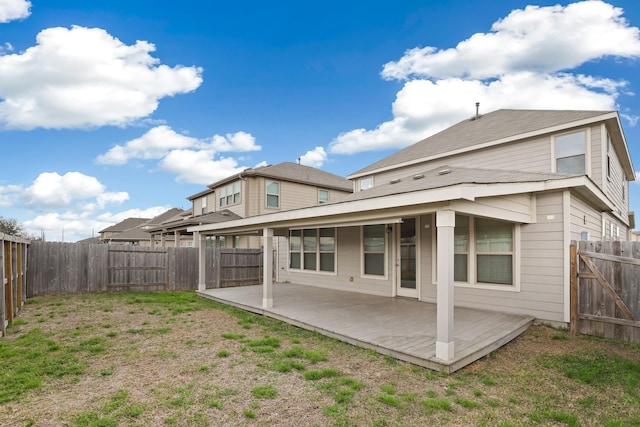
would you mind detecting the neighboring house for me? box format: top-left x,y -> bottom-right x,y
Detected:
99,208 -> 185,246
151,162 -> 353,248
189,109 -> 635,361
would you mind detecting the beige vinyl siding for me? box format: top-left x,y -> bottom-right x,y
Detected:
591,124 -> 603,188
570,194 -> 602,241
601,212 -> 628,242
454,194 -> 533,222
604,132 -> 629,224
372,135 -> 552,185
284,226 -> 393,297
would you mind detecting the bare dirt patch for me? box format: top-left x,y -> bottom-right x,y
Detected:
1,292 -> 639,426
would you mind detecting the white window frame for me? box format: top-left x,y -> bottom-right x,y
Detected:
201,196 -> 207,215
318,189 -> 329,204
359,176 -> 374,191
361,224 -> 387,279
431,215 -> 520,292
288,228 -> 336,274
552,129 -> 591,176
266,180 -> 280,208
219,182 -> 241,207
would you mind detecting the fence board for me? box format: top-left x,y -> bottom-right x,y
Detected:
26,242 -> 268,296
573,241 -> 640,343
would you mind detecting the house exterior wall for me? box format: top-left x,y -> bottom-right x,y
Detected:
367,134 -> 553,187
280,226 -> 393,297
361,121 -> 631,227
255,178 -> 340,215
570,193 -> 603,241
414,192 -> 565,322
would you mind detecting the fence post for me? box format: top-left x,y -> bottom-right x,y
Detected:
569,243 -> 578,334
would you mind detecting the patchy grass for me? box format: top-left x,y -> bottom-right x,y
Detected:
1,291 -> 640,427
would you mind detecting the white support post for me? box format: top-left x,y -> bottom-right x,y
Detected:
263,228 -> 274,308
174,231 -> 180,248
436,209 -> 455,361
197,232 -> 207,291
160,232 -> 166,248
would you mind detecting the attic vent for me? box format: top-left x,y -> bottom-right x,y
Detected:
390,178 -> 401,184
438,168 -> 451,176
412,174 -> 425,180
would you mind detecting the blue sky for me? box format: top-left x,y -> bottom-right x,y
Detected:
1,0 -> 640,242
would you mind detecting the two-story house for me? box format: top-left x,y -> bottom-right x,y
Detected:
151,162 -> 353,248
189,109 -> 635,362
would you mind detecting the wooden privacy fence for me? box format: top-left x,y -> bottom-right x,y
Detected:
27,242 -> 271,297
1,233 -> 30,337
570,241 -> 640,343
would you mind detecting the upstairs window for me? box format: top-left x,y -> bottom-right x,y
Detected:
219,182 -> 241,207
318,189 -> 329,204
201,196 -> 207,215
359,176 -> 374,191
266,180 -> 280,208
555,131 -> 586,174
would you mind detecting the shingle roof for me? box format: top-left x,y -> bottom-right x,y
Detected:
350,109 -> 613,177
209,162 -> 352,192
99,217 -> 149,233
331,165 -> 575,205
145,209 -> 243,232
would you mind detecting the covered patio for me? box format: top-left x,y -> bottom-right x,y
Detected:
198,283 -> 534,373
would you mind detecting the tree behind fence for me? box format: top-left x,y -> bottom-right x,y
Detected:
27,242 -> 265,297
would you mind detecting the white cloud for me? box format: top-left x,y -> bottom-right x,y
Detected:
23,205 -> 171,242
211,131 -> 261,152
0,25 -> 203,129
97,126 -> 261,184
96,125 -> 198,165
158,150 -> 246,185
330,1 -> 640,155
26,172 -> 106,207
299,146 -> 327,168
381,1 -> 640,81
0,0 -> 30,23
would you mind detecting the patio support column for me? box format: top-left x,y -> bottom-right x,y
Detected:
197,232 -> 207,291
174,231 -> 180,247
263,228 -> 274,308
436,209 -> 455,361
160,232 -> 166,248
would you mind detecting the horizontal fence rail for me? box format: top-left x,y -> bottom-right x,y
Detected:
27,242 -> 270,297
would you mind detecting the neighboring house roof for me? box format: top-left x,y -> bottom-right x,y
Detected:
208,162 -> 353,192
146,209 -> 242,233
99,217 -> 149,234
350,109 -> 624,178
76,236 -> 102,244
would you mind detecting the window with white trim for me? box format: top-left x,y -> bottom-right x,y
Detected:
363,224 -> 385,276
266,180 -> 280,208
555,130 -> 586,174
219,182 -> 241,207
318,189 -> 329,204
454,215 -> 469,282
289,228 -> 335,272
475,218 -> 513,285
201,196 -> 207,215
359,176 -> 374,191
443,215 -> 515,286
